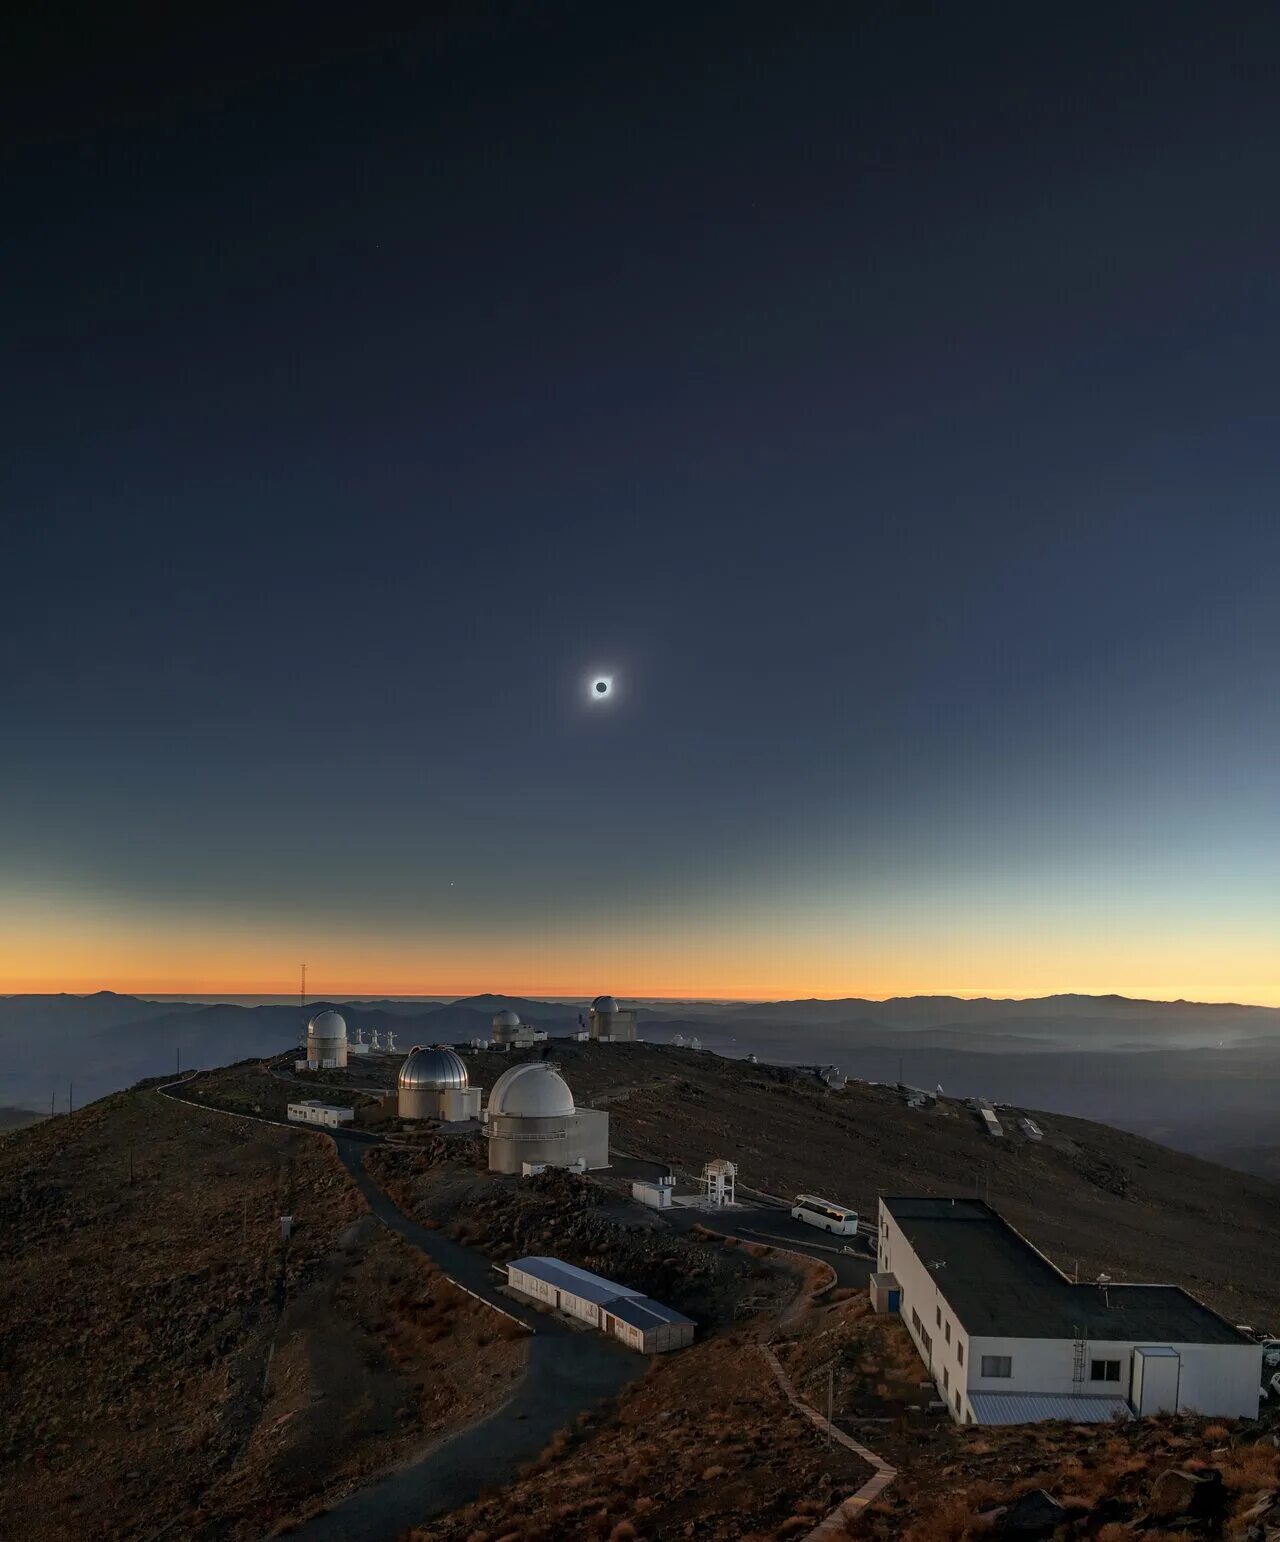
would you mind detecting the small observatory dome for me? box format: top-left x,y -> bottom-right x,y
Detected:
487,1061 -> 575,1119
591,995 -> 619,1014
398,1045 -> 469,1092
308,1008 -> 347,1039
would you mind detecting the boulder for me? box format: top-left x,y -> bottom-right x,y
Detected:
1149,1468 -> 1226,1521
994,1488 -> 1067,1537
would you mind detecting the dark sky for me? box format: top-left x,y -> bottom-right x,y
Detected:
4,3 -> 1280,998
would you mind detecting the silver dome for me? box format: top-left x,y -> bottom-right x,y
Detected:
307,1008 -> 347,1039
492,1009 -> 521,1028
590,995 -> 619,1014
398,1044 -> 469,1092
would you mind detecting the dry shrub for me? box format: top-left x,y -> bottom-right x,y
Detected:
900,1494 -> 975,1542
1095,1528 -> 1131,1542
747,1243 -> 770,1259
1202,1422 -> 1232,1440
701,1464 -> 727,1481
1221,1441 -> 1280,1493
608,1525 -> 637,1541
776,1520 -> 809,1536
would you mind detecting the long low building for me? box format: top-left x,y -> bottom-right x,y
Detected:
287,1100 -> 354,1129
876,1196 -> 1261,1425
506,1255 -> 694,1353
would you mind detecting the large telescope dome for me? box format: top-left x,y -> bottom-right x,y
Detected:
398,1044 -> 469,1092
307,1009 -> 347,1039
488,1061 -> 575,1119
591,995 -> 619,1014
492,1009 -> 521,1029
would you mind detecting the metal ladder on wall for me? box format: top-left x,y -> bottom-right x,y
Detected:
1072,1325 -> 1087,1391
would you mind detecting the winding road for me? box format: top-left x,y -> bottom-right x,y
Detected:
157,1070 -> 642,1541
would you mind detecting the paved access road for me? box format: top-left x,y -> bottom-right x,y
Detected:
663,1203 -> 875,1292
286,1136 -> 641,1542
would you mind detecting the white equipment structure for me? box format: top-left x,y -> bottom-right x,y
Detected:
370,1028 -> 382,1051
386,1029 -> 397,1053
671,1033 -> 686,1048
632,1177 -> 675,1209
700,1158 -> 737,1207
689,1036 -> 702,1052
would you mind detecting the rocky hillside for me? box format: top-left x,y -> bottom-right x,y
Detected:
0,1084 -> 524,1541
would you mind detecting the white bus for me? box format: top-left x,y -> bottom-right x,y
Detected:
791,1194 -> 859,1235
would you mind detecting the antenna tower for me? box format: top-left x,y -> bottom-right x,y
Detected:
300,963 -> 307,1011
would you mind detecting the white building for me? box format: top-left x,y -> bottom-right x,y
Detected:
397,1044 -> 482,1122
505,1256 -> 694,1352
876,1197 -> 1262,1425
287,1100 -> 354,1129
587,995 -> 637,1042
490,1009 -> 548,1049
484,1061 -> 609,1174
303,1008 -> 348,1069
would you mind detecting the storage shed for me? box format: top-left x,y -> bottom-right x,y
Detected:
287,1100 -> 354,1129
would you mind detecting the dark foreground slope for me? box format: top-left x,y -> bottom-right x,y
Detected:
470,1040 -> 1280,1331
0,1087 -> 524,1542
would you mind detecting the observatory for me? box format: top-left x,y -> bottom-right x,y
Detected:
484,1062 -> 609,1174
304,1008 -> 348,1069
490,1008 -> 547,1049
398,1045 -> 481,1122
587,994 -> 637,1042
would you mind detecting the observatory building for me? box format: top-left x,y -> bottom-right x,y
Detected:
398,1045 -> 481,1122
490,1009 -> 547,1049
587,995 -> 637,1042
304,1008 -> 348,1069
484,1061 -> 609,1174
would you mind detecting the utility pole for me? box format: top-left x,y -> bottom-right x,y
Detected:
68,1081 -> 74,1115
50,1089 -> 56,1118
300,963 -> 307,1010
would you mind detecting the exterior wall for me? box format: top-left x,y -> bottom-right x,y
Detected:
1172,1343 -> 1261,1418
574,1108 -> 611,1169
633,1181 -> 672,1208
306,1034 -> 347,1068
441,1087 -> 481,1122
487,1115 -> 573,1173
398,1086 -> 441,1121
287,1103 -> 353,1128
878,1200 -> 972,1421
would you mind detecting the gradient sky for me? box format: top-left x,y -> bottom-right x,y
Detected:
4,4 -> 1280,1001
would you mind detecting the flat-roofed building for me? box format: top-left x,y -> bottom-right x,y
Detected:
505,1255 -> 694,1352
287,1100 -> 355,1129
878,1196 -> 1261,1425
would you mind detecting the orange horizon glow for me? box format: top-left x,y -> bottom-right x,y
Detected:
3,969 -> 1278,1009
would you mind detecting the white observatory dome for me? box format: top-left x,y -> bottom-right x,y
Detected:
492,1009 -> 521,1029
308,1009 -> 347,1039
591,995 -> 619,1014
487,1061 -> 575,1119
398,1045 -> 469,1092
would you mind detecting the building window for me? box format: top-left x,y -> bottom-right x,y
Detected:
945,1322 -> 951,1344
943,1367 -> 949,1391
955,1389 -> 962,1415
1090,1359 -> 1122,1383
936,1306 -> 942,1327
957,1342 -> 964,1366
980,1355 -> 1012,1378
